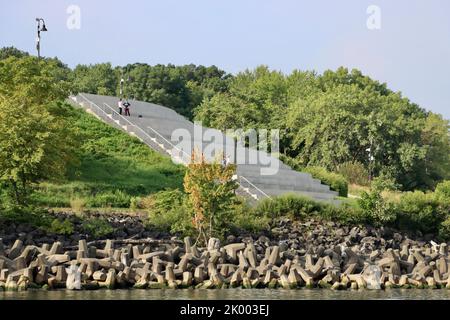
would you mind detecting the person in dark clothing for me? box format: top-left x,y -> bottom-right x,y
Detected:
123,100 -> 131,116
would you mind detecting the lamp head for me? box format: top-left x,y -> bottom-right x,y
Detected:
41,24 -> 48,32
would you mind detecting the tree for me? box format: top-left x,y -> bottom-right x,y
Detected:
195,66 -> 449,191
0,47 -> 29,60
183,151 -> 238,243
71,63 -> 118,96
0,56 -> 75,205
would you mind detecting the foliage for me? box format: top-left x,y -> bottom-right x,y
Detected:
358,189 -> 397,226
183,152 -> 239,242
303,166 -> 348,197
435,180 -> 450,202
195,66 -> 450,191
253,194 -> 365,225
371,173 -> 401,191
229,199 -> 270,233
396,191 -> 449,235
48,218 -> 74,235
0,56 -> 76,204
70,197 -> 86,215
70,62 -> 230,120
82,218 -> 114,238
31,103 -> 185,208
254,194 -> 324,220
70,63 -> 119,96
337,161 -> 370,186
144,189 -> 195,236
0,47 -> 29,60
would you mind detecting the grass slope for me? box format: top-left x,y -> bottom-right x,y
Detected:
32,104 -> 185,208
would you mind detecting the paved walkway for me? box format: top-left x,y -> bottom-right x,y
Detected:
72,93 -> 339,203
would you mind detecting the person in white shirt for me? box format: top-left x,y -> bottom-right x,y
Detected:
118,98 -> 123,115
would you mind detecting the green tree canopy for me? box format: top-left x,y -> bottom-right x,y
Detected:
0,56 -> 76,204
194,66 -> 450,190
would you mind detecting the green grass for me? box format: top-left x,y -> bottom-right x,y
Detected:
32,104 -> 185,208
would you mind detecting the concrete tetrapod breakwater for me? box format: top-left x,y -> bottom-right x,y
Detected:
1,229 -> 450,291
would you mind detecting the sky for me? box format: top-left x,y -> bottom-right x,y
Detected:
1,0 -> 449,119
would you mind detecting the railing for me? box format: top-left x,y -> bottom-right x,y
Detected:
75,94 -> 272,201
77,93 -> 190,164
239,176 -> 272,201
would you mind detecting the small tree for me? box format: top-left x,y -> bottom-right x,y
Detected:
183,151 -> 238,244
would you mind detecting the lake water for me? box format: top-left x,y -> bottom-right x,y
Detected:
1,289 -> 450,300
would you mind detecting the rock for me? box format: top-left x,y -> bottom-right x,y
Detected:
399,275 -> 409,287
426,277 -> 437,289
182,271 -> 193,287
439,243 -> 447,256
8,240 -> 23,260
207,238 -> 220,252
5,277 -> 18,291
331,281 -> 342,290
66,265 -> 81,290
93,270 -> 107,281
230,270 -> 243,288
194,266 -> 204,284
242,276 -> 252,289
268,246 -> 280,266
288,269 -> 303,287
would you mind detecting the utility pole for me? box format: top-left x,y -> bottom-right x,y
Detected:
36,18 -> 48,59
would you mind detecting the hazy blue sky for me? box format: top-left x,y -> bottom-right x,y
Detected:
1,0 -> 449,118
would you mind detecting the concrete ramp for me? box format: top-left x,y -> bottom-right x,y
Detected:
71,93 -> 339,203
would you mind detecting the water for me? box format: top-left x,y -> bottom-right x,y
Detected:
1,289 -> 450,300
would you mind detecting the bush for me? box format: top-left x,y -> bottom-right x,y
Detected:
82,218 -> 114,238
254,194 -> 326,221
145,190 -> 195,236
396,191 -> 447,234
435,180 -> 450,202
439,216 -> 450,241
48,218 -> 74,235
70,198 -> 86,215
371,173 -> 400,191
303,166 -> 348,197
337,161 -> 369,186
229,198 -> 270,233
86,190 -> 131,208
358,189 -> 396,226
129,196 -> 143,210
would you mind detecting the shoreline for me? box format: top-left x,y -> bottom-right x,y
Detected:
1,213 -> 450,291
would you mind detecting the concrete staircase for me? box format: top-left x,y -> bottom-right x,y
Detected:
71,93 -> 339,204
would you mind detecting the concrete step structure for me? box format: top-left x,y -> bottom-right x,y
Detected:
70,93 -> 339,204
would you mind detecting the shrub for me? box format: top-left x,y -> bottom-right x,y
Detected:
358,189 -> 396,226
438,216 -> 450,241
48,218 -> 74,235
337,161 -> 369,186
70,198 -> 86,215
183,152 -> 239,243
435,180 -> 450,202
129,196 -> 143,210
396,191 -> 447,234
82,218 -> 114,238
371,173 -> 401,191
229,198 -> 270,233
304,166 -> 348,197
145,189 -> 195,236
86,190 -> 131,208
254,194 -> 325,221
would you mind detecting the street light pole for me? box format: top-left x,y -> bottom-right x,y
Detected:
36,18 -> 48,59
